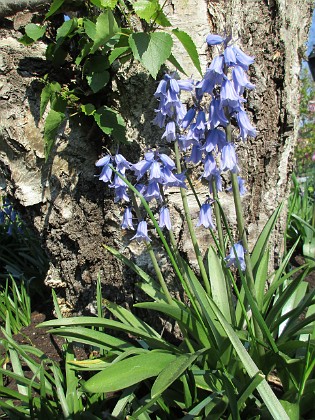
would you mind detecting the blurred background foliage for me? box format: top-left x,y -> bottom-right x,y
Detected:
296,66 -> 315,175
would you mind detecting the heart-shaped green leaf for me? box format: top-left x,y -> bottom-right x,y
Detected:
129,32 -> 173,78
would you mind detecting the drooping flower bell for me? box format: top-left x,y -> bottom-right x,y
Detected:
121,207 -> 134,230
225,242 -> 246,271
197,202 -> 215,229
221,143 -> 239,173
159,206 -> 172,230
131,221 -> 151,242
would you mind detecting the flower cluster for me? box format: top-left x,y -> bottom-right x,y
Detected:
0,198 -> 21,236
95,150 -> 185,241
96,33 -> 256,267
175,37 -> 256,197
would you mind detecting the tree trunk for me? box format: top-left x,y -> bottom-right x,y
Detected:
0,1 -> 312,313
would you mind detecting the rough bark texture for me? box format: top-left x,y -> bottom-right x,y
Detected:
0,0 -> 312,313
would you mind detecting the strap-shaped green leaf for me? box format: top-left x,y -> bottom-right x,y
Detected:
48,326 -> 136,352
204,296 -> 290,420
251,204 -> 283,275
38,317 -> 176,352
135,302 -> 211,348
207,246 -> 232,323
151,349 -> 207,399
82,351 -> 176,393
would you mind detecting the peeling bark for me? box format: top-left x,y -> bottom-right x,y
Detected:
0,0 -> 312,313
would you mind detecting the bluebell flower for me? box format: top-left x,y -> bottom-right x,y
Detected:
114,186 -> 129,203
194,110 -> 207,136
132,152 -> 155,180
236,108 -> 257,140
197,56 -> 224,93
96,154 -> 111,167
153,73 -> 189,124
186,144 -> 203,164
206,34 -> 225,45
233,45 -> 254,70
135,183 -> 147,195
208,55 -> 225,75
207,169 -> 222,193
178,134 -> 195,151
96,154 -> 113,183
115,154 -> 131,171
197,202 -> 215,229
144,180 -> 162,202
152,109 -> 166,128
232,66 -> 255,95
225,242 -> 246,271
0,210 -> 5,224
131,221 -> 151,242
224,46 -> 237,67
237,176 -> 247,195
177,79 -> 194,92
209,97 -> 229,128
174,101 -> 186,122
162,121 -> 177,142
202,153 -> 217,178
169,77 -> 180,95
149,160 -> 162,182
181,107 -> 196,129
154,78 -> 168,98
221,143 -> 239,173
121,207 -> 134,230
159,206 -> 172,230
109,167 -> 129,202
227,176 -> 247,196
110,168 -> 128,188
203,129 -> 226,153
161,166 -> 186,189
220,78 -> 244,110
183,123 -> 203,143
158,153 -> 175,170
99,164 -> 113,183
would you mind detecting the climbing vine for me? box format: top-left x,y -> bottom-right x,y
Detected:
19,0 -> 201,159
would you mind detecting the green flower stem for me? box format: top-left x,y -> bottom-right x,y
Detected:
130,192 -> 173,306
184,168 -> 202,208
132,188 -> 196,353
224,119 -> 256,296
158,186 -> 206,323
186,170 -> 224,255
211,179 -> 225,253
224,116 -> 265,354
228,154 -> 265,357
174,140 -> 211,296
230,172 -> 256,294
111,167 -> 192,304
